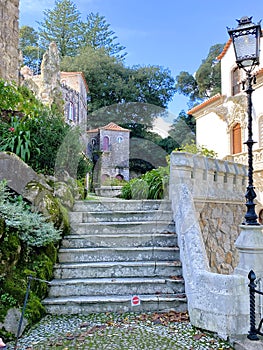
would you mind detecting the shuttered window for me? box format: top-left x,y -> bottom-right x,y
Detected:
232,123 -> 242,154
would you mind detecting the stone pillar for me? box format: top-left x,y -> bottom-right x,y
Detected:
234,225 -> 263,277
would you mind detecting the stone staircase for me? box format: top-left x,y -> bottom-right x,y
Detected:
42,199 -> 187,314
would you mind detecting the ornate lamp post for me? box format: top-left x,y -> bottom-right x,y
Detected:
228,16 -> 262,225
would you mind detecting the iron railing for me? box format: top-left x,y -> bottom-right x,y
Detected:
248,270 -> 263,340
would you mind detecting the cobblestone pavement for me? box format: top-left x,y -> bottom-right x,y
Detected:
7,312 -> 234,349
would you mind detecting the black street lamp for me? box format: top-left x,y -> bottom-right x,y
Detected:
228,16 -> 262,225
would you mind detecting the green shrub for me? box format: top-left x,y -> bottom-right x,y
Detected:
121,166 -> 169,200
175,141 -> 217,158
0,180 -> 61,247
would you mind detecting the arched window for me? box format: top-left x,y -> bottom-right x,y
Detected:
117,136 -> 123,143
232,123 -> 242,154
259,116 -> 263,148
232,67 -> 240,96
68,102 -> 75,121
103,136 -> 110,151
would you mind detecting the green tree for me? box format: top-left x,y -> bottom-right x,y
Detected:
195,44 -> 224,98
19,26 -> 44,73
175,71 -> 199,102
168,110 -> 196,149
0,80 -> 89,177
131,65 -> 175,108
175,43 -> 224,105
38,0 -> 83,57
61,47 -> 175,119
61,46 -> 128,113
83,12 -> 126,60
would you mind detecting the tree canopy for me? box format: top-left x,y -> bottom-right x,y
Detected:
175,43 -> 225,107
37,0 -> 83,57
60,46 -> 175,118
19,1 -> 127,79
19,26 -> 44,74
83,12 -> 126,60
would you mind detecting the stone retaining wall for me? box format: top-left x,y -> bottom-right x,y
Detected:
169,151 -> 246,274
0,0 -> 20,83
196,201 -> 245,274
169,152 -> 250,337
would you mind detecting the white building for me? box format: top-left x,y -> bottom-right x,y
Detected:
189,32 -> 263,211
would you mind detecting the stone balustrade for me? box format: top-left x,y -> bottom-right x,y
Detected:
170,152 -> 247,274
169,151 -> 250,338
226,147 -> 263,172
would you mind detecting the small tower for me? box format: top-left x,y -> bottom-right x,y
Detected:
87,122 -> 130,187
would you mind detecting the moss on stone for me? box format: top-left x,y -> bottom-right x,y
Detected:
25,294 -> 46,325
0,229 -> 21,276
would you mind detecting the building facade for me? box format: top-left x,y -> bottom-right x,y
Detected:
61,72 -> 88,127
189,34 -> 263,208
87,122 -> 130,186
21,43 -> 88,128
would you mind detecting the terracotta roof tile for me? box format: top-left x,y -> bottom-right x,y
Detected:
187,93 -> 222,115
87,122 -> 130,134
217,39 -> 232,60
100,122 -> 130,132
217,30 -> 263,61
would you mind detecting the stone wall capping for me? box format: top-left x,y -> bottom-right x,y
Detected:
170,152 -> 247,189
170,151 -> 194,168
233,162 -> 248,176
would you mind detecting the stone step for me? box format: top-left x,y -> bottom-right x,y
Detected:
43,199 -> 185,315
73,199 -> 172,213
48,277 -> 185,297
69,210 -> 173,224
58,247 -> 180,263
42,294 -> 187,314
53,260 -> 182,279
233,338 -> 263,349
71,221 -> 175,235
61,233 -> 177,248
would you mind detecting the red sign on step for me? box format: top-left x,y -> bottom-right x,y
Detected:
131,295 -> 140,306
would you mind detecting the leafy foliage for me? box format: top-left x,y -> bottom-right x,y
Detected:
61,48 -> 175,116
83,12 -> 126,60
175,71 -> 200,102
0,79 -> 50,119
168,110 -> 196,150
195,44 -> 224,98
19,26 -> 44,73
0,181 -> 61,247
121,166 -> 169,200
23,0 -> 126,61
175,43 -> 224,106
175,141 -> 218,158
0,116 -> 36,162
0,80 -> 89,177
38,0 -> 83,57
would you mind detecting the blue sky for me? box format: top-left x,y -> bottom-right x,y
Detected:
19,0 -> 263,120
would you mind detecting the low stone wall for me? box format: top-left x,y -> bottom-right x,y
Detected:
95,186 -> 123,197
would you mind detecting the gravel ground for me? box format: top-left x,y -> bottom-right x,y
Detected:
7,312 -> 234,349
